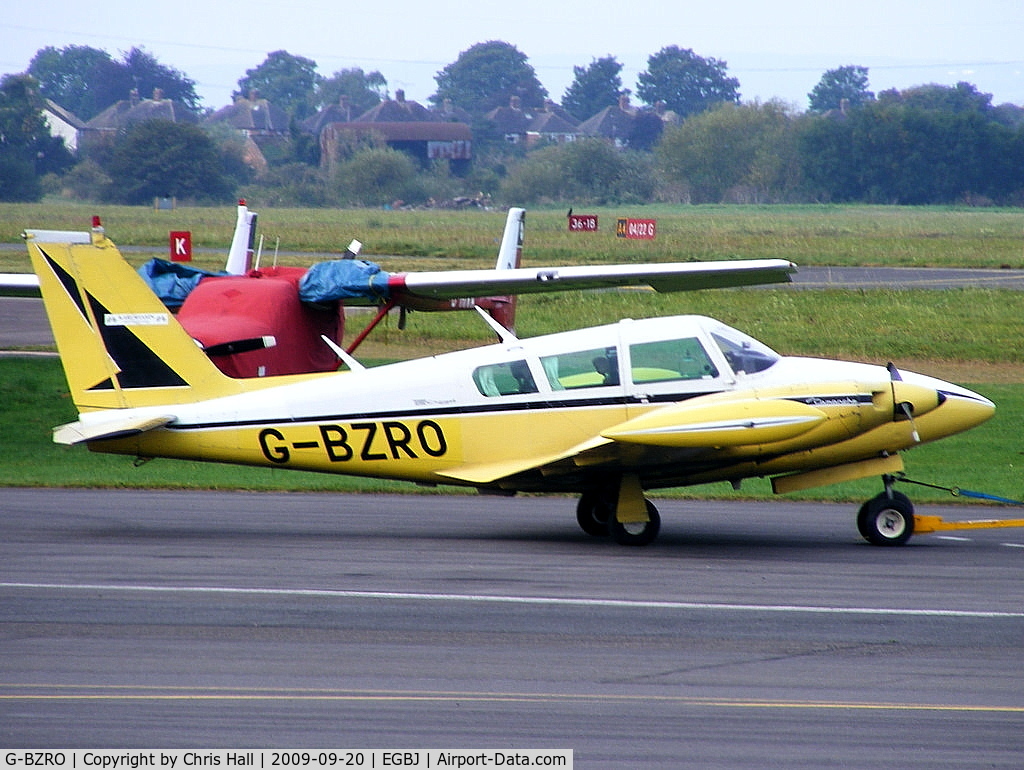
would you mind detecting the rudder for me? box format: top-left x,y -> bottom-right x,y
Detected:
26,223 -> 236,411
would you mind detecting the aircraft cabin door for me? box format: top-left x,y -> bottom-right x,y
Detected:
621,326 -> 727,418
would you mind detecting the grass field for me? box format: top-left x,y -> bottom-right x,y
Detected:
2,202 -> 1023,271
2,202 -> 1022,506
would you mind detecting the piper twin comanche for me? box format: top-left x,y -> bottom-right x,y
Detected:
23,211 -> 994,546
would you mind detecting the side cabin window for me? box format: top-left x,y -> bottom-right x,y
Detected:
472,359 -> 538,397
711,332 -> 778,375
629,337 -> 719,383
541,347 -> 619,390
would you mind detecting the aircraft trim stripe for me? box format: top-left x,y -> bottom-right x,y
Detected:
164,390 -> 873,433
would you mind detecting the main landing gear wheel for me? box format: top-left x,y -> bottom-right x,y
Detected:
576,491 -> 613,537
609,500 -> 661,547
857,491 -> 915,546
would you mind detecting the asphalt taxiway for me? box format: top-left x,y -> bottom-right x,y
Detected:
3,268 -> 1023,763
2,489 -> 1022,766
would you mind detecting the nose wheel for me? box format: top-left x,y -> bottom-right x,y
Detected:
857,486 -> 915,546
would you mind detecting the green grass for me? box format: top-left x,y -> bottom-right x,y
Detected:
3,202 -> 1024,272
375,288 -> 1024,368
1,357 -> 1020,507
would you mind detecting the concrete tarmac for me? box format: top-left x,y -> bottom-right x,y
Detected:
2,489 -> 1022,766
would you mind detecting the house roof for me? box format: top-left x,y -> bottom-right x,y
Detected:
354,90 -> 436,122
44,99 -> 85,129
529,110 -> 578,135
302,99 -> 362,134
85,89 -> 198,130
577,99 -> 637,141
432,99 -> 473,124
327,122 -> 471,141
484,96 -> 533,133
205,95 -> 290,133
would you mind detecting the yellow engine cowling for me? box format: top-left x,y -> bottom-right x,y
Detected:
604,381 -> 901,452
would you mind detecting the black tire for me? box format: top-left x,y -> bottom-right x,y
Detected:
576,490 -> 613,537
857,491 -> 915,546
609,500 -> 661,546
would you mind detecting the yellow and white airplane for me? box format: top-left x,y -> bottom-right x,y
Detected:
23,215 -> 994,546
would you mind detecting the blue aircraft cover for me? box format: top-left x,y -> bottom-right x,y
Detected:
138,258 -> 226,308
298,259 -> 392,304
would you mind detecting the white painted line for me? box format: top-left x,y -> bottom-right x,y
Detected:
2,581 -> 1022,618
1000,542 -> 1024,549
937,536 -> 973,542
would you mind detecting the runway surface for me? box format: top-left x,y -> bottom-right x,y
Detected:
2,488 -> 1023,766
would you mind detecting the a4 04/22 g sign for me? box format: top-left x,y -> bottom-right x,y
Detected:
616,217 -> 657,240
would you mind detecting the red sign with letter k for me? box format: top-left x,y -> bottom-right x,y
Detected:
170,231 -> 192,262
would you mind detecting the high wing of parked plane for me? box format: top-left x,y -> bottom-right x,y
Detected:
4,205 -> 796,378
23,218 -> 995,546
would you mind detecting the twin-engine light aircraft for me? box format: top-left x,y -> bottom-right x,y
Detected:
24,213 -> 994,546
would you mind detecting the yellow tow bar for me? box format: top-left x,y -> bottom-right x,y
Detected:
894,474 -> 1024,534
914,515 -> 1024,534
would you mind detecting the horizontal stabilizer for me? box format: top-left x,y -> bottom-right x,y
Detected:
53,414 -> 175,446
602,398 -> 826,448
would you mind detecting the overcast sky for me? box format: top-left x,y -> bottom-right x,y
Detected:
4,0 -> 1024,112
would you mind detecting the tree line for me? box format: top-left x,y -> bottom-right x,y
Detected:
2,42 -> 1023,206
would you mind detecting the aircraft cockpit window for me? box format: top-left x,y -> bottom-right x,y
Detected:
629,338 -> 719,383
541,347 -> 619,390
711,331 -> 779,374
472,360 -> 538,397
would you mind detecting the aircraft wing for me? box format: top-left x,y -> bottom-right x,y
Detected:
0,273 -> 40,295
436,436 -> 614,485
389,258 -> 796,302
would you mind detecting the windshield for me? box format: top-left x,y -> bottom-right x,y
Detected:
710,327 -> 779,375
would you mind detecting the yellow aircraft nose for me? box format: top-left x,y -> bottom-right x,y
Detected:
897,375 -> 995,441
938,386 -> 996,433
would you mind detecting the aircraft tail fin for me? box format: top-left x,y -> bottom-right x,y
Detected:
483,207 -> 524,333
225,199 -> 258,274
495,207 -> 525,272
25,221 -> 239,412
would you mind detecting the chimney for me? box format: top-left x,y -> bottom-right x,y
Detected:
152,88 -> 163,102
395,89 -> 405,103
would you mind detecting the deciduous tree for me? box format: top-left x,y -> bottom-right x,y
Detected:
101,120 -> 237,204
657,101 -> 799,203
432,41 -> 547,116
636,46 -> 739,119
808,65 -> 874,113
561,55 -> 626,122
318,68 -> 388,118
27,45 -> 199,119
0,74 -> 73,201
236,50 -> 322,121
